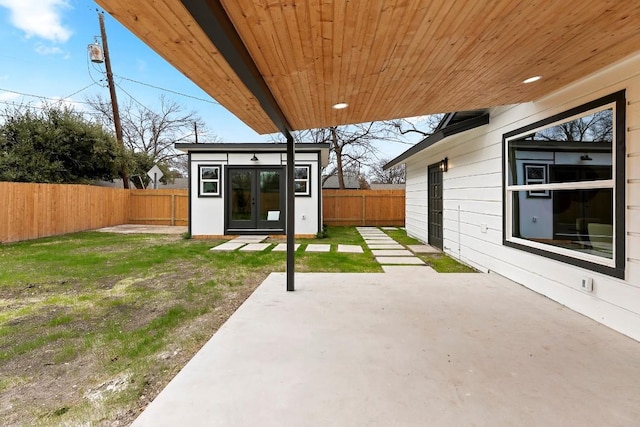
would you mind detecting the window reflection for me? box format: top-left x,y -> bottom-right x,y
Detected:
508,108 -> 614,260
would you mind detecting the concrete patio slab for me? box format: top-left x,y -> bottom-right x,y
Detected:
305,244 -> 331,252
371,249 -> 414,257
337,244 -> 364,253
239,243 -> 271,251
132,271 -> 640,427
375,256 -> 425,265
381,226 -> 398,230
210,242 -> 246,251
381,265 -> 437,274
271,243 -> 301,252
367,244 -> 405,250
407,244 -> 441,254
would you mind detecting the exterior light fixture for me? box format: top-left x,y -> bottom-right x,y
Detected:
523,75 -> 542,84
251,153 -> 259,161
332,102 -> 349,110
440,157 -> 449,172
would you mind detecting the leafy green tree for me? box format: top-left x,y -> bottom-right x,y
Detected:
0,105 -> 123,184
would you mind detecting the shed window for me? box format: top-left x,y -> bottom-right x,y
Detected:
199,165 -> 221,197
294,165 -> 311,196
503,91 -> 625,278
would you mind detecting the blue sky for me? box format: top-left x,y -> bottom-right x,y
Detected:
0,0 -> 426,159
0,0 -> 269,143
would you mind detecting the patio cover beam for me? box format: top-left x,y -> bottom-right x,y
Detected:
180,0 -> 296,291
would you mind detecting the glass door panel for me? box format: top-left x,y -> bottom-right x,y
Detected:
258,170 -> 283,229
229,170 -> 254,227
227,168 -> 285,231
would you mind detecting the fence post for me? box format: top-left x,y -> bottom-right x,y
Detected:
170,194 -> 176,226
362,194 -> 366,226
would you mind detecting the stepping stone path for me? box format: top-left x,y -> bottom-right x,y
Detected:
209,230 -> 440,272
356,227 -> 437,268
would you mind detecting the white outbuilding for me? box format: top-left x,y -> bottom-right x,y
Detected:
176,143 -> 329,238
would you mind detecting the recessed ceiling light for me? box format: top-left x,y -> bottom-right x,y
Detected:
523,75 -> 542,84
332,102 -> 349,110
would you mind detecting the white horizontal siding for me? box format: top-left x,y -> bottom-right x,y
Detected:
403,51 -> 640,341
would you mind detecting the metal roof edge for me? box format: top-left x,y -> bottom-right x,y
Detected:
175,142 -> 330,152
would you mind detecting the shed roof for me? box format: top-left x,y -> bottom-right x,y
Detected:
95,1 -> 640,134
176,142 -> 331,166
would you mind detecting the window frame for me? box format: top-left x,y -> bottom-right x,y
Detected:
294,164 -> 312,197
198,164 -> 222,197
502,90 -> 626,279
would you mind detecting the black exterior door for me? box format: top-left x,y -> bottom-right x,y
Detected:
227,168 -> 285,232
428,163 -> 443,249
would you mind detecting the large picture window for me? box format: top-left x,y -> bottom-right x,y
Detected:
503,91 -> 625,278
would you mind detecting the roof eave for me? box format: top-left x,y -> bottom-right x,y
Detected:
383,113 -> 490,170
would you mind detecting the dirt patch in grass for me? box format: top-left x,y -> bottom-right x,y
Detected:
0,234 -> 272,426
1,229 -> 379,426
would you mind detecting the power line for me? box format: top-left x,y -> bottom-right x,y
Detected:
114,82 -> 156,115
63,82 -> 99,100
0,87 -> 96,105
115,75 -> 220,105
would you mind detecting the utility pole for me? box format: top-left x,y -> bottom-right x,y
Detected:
98,11 -> 129,188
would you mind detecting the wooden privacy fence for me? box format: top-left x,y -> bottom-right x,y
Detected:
322,189 -> 405,226
0,183 -> 403,243
0,183 -> 188,244
0,182 -> 130,243
129,189 -> 188,226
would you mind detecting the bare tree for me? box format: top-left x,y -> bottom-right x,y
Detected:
282,122 -> 401,189
86,94 -> 209,164
369,158 -> 406,184
274,115 -> 444,189
386,114 -> 444,138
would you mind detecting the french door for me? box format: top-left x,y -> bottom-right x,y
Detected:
226,168 -> 285,232
428,163 -> 444,249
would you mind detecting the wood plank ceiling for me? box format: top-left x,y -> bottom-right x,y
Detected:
95,0 -> 640,135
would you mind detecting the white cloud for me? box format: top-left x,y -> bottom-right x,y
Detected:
35,43 -> 65,56
0,91 -> 20,101
0,0 -> 72,43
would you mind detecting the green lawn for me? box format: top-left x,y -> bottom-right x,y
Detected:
0,228 -> 380,425
0,226 -> 474,425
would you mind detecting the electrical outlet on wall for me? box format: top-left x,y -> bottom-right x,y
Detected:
580,277 -> 594,292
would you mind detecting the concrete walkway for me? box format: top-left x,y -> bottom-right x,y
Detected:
132,270 -> 640,426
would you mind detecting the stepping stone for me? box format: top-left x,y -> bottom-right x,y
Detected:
210,242 -> 246,251
381,227 -> 398,230
240,243 -> 271,251
356,227 -> 380,231
407,244 -> 441,254
368,244 -> 404,250
364,238 -> 395,244
306,244 -> 331,252
338,244 -> 363,253
271,243 -> 301,252
371,249 -> 414,257
375,256 -> 425,265
233,235 -> 266,243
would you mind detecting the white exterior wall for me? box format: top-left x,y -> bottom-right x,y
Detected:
404,52 -> 640,341
189,151 -> 323,236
